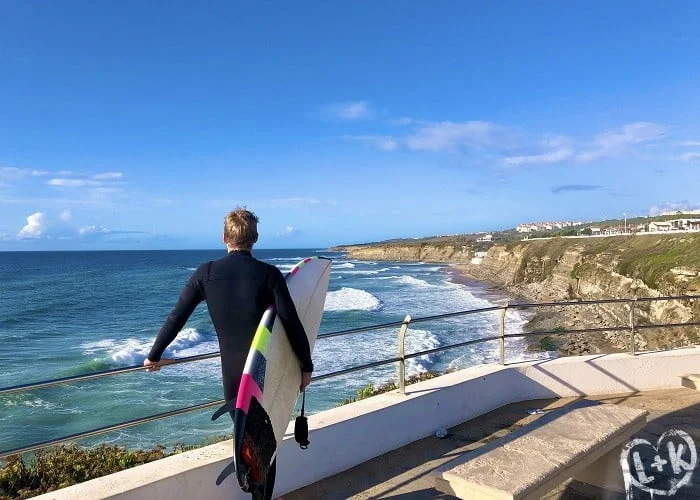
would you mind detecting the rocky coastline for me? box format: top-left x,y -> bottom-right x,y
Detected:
333,234 -> 700,356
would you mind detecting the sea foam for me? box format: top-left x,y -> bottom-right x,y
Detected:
324,287 -> 382,312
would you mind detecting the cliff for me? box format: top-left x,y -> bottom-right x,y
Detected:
336,234 -> 700,354
332,243 -> 472,263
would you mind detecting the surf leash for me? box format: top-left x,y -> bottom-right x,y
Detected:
295,390 -> 310,449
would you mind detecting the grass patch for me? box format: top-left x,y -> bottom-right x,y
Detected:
581,234 -> 700,289
539,336 -> 557,351
337,371 -> 443,406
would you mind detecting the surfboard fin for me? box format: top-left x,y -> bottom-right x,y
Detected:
211,399 -> 237,421
215,461 -> 236,486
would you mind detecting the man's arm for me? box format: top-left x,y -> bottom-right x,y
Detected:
146,265 -> 206,363
270,267 -> 314,374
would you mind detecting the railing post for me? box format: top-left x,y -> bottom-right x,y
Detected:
629,298 -> 637,355
499,304 -> 508,365
398,315 -> 411,394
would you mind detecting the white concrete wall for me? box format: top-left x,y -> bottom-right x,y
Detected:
33,346 -> 700,500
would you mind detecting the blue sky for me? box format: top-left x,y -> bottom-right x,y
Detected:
1,1 -> 699,250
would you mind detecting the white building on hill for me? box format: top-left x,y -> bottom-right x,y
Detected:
649,222 -> 672,232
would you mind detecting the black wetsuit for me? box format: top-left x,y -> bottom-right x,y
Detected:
147,249 -> 314,401
147,250 -> 313,500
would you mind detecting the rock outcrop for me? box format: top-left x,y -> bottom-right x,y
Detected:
335,234 -> 700,354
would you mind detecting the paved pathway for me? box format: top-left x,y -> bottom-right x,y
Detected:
283,388 -> 700,499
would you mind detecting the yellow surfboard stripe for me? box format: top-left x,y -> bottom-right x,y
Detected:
252,323 -> 272,353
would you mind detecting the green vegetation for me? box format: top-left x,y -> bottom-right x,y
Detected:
0,445 -> 167,499
338,371 -> 442,406
581,234 -> 700,289
515,237 -> 572,281
539,336 -> 557,351
1,370 -> 449,499
0,433 -> 234,499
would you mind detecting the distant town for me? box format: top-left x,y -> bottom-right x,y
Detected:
515,210 -> 700,238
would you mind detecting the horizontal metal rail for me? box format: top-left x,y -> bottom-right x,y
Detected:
403,335 -> 502,360
1,294 -> 698,459
0,359 -> 402,459
0,399 -> 226,458
0,352 -> 222,396
508,294 -> 700,310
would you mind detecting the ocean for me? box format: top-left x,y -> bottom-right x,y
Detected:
0,249 -> 535,453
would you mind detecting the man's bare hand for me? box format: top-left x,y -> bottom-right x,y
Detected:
143,358 -> 175,372
300,371 -> 312,392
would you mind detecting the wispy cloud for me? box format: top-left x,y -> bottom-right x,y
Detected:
405,121 -> 497,152
79,224 -> 110,236
680,152 -> 700,162
60,209 -> 72,222
649,201 -> 700,216
0,167 -> 49,182
48,178 -> 102,188
92,171 -> 123,180
17,212 -> 48,239
504,136 -> 573,165
551,184 -> 602,194
341,135 -> 398,151
322,101 -> 373,121
347,118 -> 669,167
276,225 -> 301,238
677,140 -> 700,147
575,122 -> 667,162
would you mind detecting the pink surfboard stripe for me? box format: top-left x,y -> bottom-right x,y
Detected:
236,374 -> 263,413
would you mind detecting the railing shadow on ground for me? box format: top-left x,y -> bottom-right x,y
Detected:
284,391 -> 700,500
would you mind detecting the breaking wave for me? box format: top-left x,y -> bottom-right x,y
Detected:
324,287 -> 382,312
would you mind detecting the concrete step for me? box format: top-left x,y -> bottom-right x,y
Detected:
681,373 -> 700,391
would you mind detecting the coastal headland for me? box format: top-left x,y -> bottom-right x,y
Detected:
332,233 -> 700,355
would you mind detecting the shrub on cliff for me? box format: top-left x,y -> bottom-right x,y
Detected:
338,371 -> 443,406
0,444 -> 167,499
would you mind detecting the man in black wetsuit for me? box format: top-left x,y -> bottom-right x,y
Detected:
144,207 -> 313,500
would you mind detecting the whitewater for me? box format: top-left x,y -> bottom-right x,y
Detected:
0,249 -> 535,452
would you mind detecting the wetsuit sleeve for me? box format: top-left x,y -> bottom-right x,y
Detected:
147,264 -> 206,362
270,267 -> 314,372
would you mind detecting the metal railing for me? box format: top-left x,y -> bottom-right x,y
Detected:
1,294 -> 699,459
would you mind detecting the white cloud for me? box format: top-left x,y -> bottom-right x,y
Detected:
649,201 -> 700,216
276,225 -> 300,237
92,171 -> 123,180
17,212 -> 48,239
0,167 -> 48,182
60,209 -> 72,222
576,122 -> 667,162
405,121 -> 496,152
323,101 -> 373,120
79,225 -> 110,236
504,137 -> 574,165
504,148 -> 573,165
677,141 -> 700,147
681,152 -> 700,162
48,178 -> 101,188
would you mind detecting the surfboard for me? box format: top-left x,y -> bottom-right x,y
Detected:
212,256 -> 331,491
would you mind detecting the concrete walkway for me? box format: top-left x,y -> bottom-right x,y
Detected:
283,388 -> 700,499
